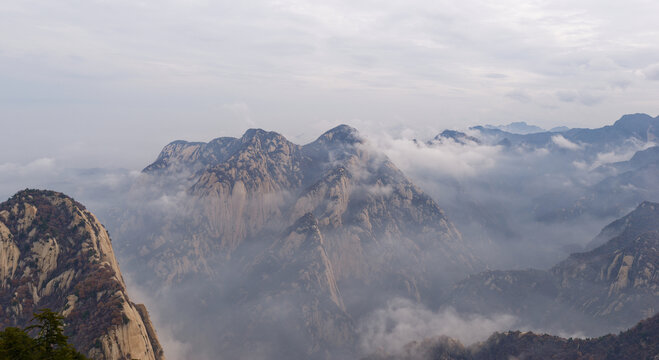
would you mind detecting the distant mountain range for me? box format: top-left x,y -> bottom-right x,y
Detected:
468,113 -> 658,152
483,121 -> 551,134
426,113 -> 659,267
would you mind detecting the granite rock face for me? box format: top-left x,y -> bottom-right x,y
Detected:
139,125 -> 475,286
0,190 -> 164,360
115,125 -> 479,358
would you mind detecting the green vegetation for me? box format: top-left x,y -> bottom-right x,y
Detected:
0,309 -> 88,360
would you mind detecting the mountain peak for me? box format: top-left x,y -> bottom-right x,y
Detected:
241,128 -> 286,142
613,113 -> 655,131
316,124 -> 362,145
638,200 -> 658,209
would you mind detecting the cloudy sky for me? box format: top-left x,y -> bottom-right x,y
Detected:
2,0 -> 659,169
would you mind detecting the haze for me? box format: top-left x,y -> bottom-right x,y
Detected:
3,0 -> 659,171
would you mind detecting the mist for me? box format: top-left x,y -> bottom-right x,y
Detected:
358,298 -> 517,356
370,128 -> 656,269
2,118 -> 658,359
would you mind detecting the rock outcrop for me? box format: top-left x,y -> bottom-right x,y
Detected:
0,189 -> 164,360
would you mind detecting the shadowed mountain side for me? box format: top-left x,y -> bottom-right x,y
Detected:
219,212 -> 356,359
362,312 -> 659,360
444,201 -> 659,336
0,190 -> 164,360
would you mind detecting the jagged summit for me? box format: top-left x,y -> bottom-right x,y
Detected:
143,125 -> 362,173
240,128 -> 289,143
314,124 -> 363,145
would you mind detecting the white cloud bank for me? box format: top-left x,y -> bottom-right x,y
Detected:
551,135 -> 582,150
358,298 -> 518,355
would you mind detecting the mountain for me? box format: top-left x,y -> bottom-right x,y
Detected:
135,124 -> 477,289
223,212 -> 355,359
112,125 -> 479,359
607,145 -> 659,173
484,121 -> 546,134
445,201 -> 659,335
464,113 -> 658,153
431,130 -> 481,145
362,312 -> 659,360
586,201 -> 659,249
0,189 -> 164,360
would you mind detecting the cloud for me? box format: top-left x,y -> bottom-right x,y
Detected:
371,132 -> 502,179
642,63 -> 659,81
551,135 -> 582,150
123,274 -> 192,360
0,158 -> 59,200
506,90 -> 532,103
2,0 -> 659,169
555,90 -> 603,106
0,157 -> 56,175
358,298 -> 517,355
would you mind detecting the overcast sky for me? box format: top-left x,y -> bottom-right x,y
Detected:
2,0 -> 659,169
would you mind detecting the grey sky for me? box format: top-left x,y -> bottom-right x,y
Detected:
2,0 -> 659,169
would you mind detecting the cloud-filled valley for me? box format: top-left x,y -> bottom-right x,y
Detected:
2,114 -> 658,359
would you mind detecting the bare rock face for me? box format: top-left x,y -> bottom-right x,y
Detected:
220,213 -> 355,359
138,125 -> 477,290
0,190 -> 164,360
446,201 -> 659,335
117,125 -> 479,358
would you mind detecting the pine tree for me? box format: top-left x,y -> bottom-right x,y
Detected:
0,309 -> 88,360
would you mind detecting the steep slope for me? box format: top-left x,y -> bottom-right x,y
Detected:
221,213 -> 355,359
446,201 -> 659,335
135,125 -> 476,292
587,200 -> 659,249
0,190 -> 164,360
114,125 -> 478,359
363,312 -> 659,360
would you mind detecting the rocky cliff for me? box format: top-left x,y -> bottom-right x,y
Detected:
0,189 -> 164,360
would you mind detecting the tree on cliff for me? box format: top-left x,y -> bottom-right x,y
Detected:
0,309 -> 88,360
